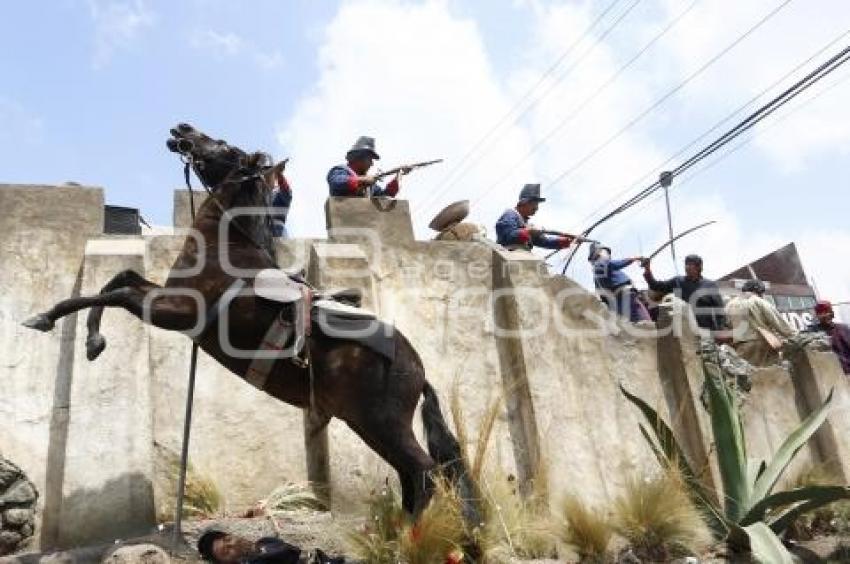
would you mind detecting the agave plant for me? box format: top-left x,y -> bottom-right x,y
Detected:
620,353 -> 850,563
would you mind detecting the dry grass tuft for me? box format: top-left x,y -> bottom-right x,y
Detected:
479,473 -> 558,562
347,479 -> 467,564
156,447 -> 223,521
612,472 -> 709,561
558,495 -> 613,563
261,482 -> 326,514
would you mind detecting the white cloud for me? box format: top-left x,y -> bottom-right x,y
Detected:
278,0 -> 849,301
88,0 -> 154,69
189,28 -> 285,71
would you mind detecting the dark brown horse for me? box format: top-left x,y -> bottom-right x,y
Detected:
23,124 -> 476,520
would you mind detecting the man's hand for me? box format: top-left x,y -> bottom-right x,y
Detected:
358,175 -> 377,187
640,257 -> 651,270
631,256 -> 645,264
399,166 -> 413,175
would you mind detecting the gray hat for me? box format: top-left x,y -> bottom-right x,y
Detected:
518,183 -> 545,204
587,242 -> 612,261
346,136 -> 380,160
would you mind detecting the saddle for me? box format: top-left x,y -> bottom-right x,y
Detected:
244,269 -> 388,391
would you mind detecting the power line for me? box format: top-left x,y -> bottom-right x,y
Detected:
465,0 -> 700,209
546,0 -> 793,193
574,25 -> 850,230
557,40 -> 850,274
572,30 -> 850,231
419,0 -> 640,212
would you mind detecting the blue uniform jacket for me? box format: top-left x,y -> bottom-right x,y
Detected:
592,257 -> 634,290
495,208 -> 563,250
327,165 -> 398,197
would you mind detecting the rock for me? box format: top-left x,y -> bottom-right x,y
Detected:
0,459 -> 21,490
0,529 -> 23,553
0,479 -> 37,505
19,522 -> 34,538
3,507 -> 34,527
102,543 -> 171,564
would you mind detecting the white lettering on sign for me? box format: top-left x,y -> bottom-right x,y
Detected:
782,312 -> 813,331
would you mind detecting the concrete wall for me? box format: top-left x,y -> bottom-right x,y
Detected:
3,184 -> 850,549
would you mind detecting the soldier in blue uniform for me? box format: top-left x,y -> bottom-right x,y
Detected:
495,184 -> 573,250
588,243 -> 650,322
327,136 -> 407,198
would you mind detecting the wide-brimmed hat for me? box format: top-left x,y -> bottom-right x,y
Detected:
429,200 -> 470,232
518,183 -> 545,204
346,136 -> 380,160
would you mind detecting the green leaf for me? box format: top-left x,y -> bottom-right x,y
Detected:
741,485 -> 850,527
703,362 -> 749,522
765,485 -> 850,534
729,522 -> 795,564
751,389 -> 834,507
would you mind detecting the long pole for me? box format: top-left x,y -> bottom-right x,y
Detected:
659,171 -> 677,272
172,343 -> 199,548
172,170 -> 200,550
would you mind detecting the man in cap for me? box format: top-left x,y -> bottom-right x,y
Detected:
588,243 -> 650,322
327,136 -> 408,198
725,279 -> 795,366
495,184 -> 573,251
642,254 -> 728,333
805,300 -> 850,374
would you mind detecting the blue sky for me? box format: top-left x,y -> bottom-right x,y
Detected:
2,0 -> 849,303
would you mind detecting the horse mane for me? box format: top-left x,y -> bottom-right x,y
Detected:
219,151 -> 279,266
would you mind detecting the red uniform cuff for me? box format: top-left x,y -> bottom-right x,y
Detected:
386,178 -> 399,197
347,175 -> 359,194
558,236 -> 572,249
517,228 -> 530,244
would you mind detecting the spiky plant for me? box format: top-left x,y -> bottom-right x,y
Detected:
612,472 -> 710,561
398,478 -> 467,564
346,483 -> 405,563
558,495 -> 612,563
156,448 -> 223,521
620,348 -> 850,563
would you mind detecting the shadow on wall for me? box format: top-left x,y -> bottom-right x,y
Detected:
55,472 -> 155,549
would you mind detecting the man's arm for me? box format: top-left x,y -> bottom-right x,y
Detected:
530,232 -> 572,250
327,165 -> 376,197
370,175 -> 400,198
755,296 -> 795,337
642,262 -> 676,294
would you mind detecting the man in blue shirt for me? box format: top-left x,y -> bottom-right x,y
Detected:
589,243 -> 650,322
495,184 -> 573,251
327,136 -> 407,198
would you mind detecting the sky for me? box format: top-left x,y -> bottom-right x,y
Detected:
2,0 -> 849,305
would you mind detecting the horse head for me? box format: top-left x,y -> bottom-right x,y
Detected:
167,123 -> 273,189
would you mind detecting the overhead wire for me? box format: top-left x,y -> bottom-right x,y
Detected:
419,0 -> 641,213
556,40 -> 850,274
465,0 -> 700,208
545,0 -> 794,194
572,26 -> 850,231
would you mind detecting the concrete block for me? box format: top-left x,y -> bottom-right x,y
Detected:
324,198 -> 415,252
789,350 -> 850,482
0,184 -> 104,549
173,190 -> 208,229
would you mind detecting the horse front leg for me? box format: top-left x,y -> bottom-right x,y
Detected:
84,270 -> 158,360
23,282 -> 202,360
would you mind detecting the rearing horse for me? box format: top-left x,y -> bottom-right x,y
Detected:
22,124 -> 476,519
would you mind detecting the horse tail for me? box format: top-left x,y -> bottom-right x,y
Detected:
420,380 -> 482,526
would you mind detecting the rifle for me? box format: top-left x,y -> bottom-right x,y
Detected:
538,228 -> 600,244
374,159 -> 443,180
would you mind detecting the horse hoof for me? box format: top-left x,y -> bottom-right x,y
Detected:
21,314 -> 54,332
86,334 -> 107,361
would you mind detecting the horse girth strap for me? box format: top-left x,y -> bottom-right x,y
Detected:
244,286 -> 312,391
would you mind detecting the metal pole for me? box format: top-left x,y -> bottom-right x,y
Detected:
172,343 -> 199,548
659,171 -> 676,271
173,168 -> 200,550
